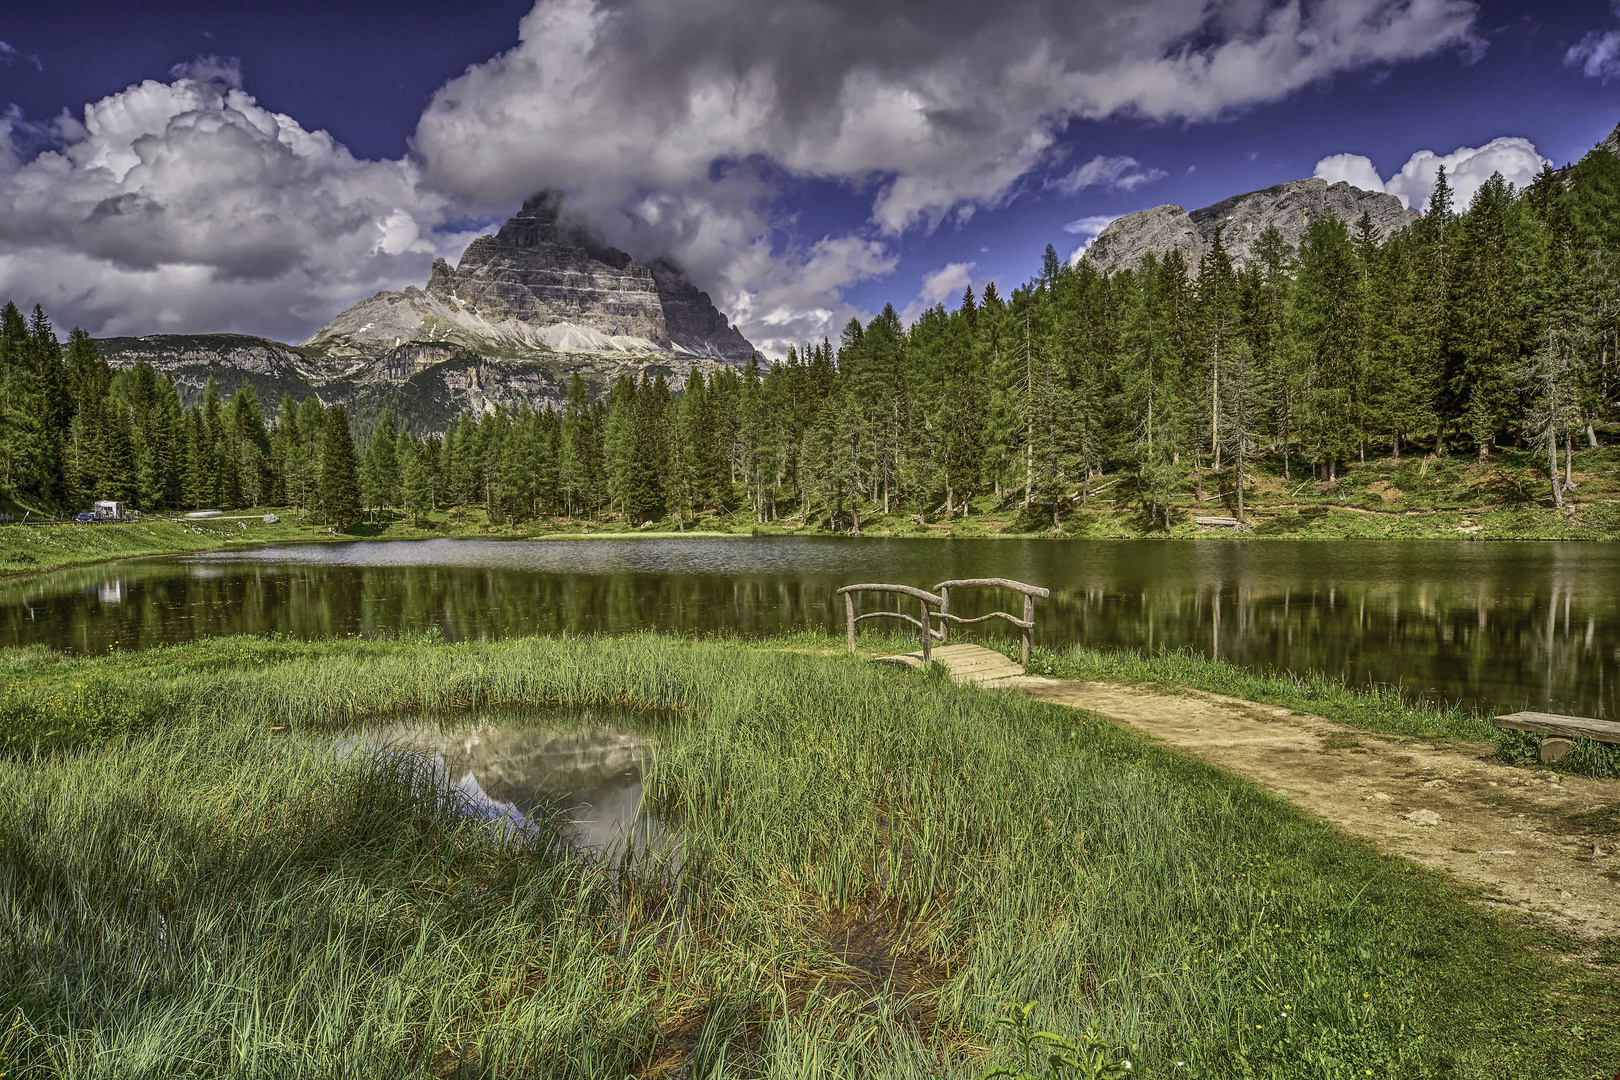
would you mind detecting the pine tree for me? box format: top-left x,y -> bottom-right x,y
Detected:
1290,213 -> 1364,479
369,409 -> 400,507
1116,258 -> 1184,529
1417,165 -> 1457,454
319,404 -> 362,527
1195,229 -> 1240,498
402,438 -> 430,526
1451,172 -> 1526,458
0,303 -> 48,503
28,306 -> 66,501
1221,338 -> 1266,522
230,387 -> 271,508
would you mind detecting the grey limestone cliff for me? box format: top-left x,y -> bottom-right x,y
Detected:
304,192 -> 756,366
1083,178 -> 1420,275
428,192 -> 670,346
649,259 -> 755,363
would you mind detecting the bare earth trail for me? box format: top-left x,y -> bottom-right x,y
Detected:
1015,677 -> 1620,938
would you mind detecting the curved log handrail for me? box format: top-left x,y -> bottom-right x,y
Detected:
836,583 -> 945,605
840,577 -> 1046,665
935,610 -> 1033,630
933,577 -> 1047,663
853,610 -> 947,638
934,577 -> 1051,599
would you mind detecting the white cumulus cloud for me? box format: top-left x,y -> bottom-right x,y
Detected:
920,262 -> 976,307
1312,137 -> 1549,211
0,63 -> 467,341
1311,152 -> 1388,194
412,0 -> 1483,351
900,261 -> 977,324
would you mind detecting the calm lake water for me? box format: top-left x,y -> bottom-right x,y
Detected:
3,536 -> 1615,719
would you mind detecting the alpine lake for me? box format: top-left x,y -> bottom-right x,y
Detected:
3,534 -> 1615,720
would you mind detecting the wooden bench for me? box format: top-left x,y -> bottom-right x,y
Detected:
1492,710 -> 1620,762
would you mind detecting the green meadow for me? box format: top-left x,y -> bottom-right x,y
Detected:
0,633 -> 1614,1077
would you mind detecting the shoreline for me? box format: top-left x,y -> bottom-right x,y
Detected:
2,505 -> 1615,583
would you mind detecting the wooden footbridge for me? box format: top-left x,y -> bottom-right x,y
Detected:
836,578 -> 1050,686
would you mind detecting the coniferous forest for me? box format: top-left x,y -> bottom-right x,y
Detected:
3,158 -> 1616,531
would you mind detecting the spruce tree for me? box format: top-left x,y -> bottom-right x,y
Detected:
0,303 -> 47,503
1451,172 -> 1525,458
1195,229 -> 1240,496
1290,213 -> 1364,479
402,439 -> 430,526
369,409 -> 400,507
319,404 -> 362,527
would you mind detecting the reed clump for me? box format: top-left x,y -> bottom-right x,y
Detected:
0,633 -> 1613,1077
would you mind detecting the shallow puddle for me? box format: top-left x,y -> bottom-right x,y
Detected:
347,711 -> 672,860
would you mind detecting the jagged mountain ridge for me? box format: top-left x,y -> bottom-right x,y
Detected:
99,192 -> 757,431
1082,177 -> 1420,275
305,192 -> 754,364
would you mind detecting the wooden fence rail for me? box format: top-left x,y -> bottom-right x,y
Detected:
836,578 -> 1050,666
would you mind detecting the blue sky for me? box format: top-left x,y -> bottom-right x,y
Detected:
1,0 -> 1617,355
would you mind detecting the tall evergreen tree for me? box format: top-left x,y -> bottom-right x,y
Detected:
319,404 -> 362,527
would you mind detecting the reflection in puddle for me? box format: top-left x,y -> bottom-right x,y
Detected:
351,720 -> 671,861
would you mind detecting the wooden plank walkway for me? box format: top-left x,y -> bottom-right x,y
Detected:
875,642 -> 1030,686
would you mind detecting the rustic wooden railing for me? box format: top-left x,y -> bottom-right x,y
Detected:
836,578 -> 1050,666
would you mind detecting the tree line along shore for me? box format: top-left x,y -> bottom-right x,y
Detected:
1,158 -> 1616,536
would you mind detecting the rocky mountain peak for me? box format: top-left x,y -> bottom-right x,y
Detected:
1083,177 -> 1419,275
306,191 -> 756,365
493,191 -> 567,248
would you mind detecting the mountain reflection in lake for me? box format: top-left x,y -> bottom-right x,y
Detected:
2,536 -> 1616,719
354,719 -> 668,860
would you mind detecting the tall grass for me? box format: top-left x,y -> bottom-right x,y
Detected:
0,634 -> 1614,1077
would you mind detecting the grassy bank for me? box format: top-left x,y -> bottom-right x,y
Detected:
1,634 -> 1615,1077
0,515 -> 341,577
0,518 -> 261,576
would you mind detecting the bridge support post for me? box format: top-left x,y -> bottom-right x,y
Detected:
920,597 -> 932,664
845,593 -> 856,653
938,585 -> 950,644
1022,595 -> 1034,668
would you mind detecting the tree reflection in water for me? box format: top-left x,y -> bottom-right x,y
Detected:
1,536 -> 1614,719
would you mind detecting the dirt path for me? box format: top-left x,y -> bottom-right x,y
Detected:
1018,678 -> 1620,938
